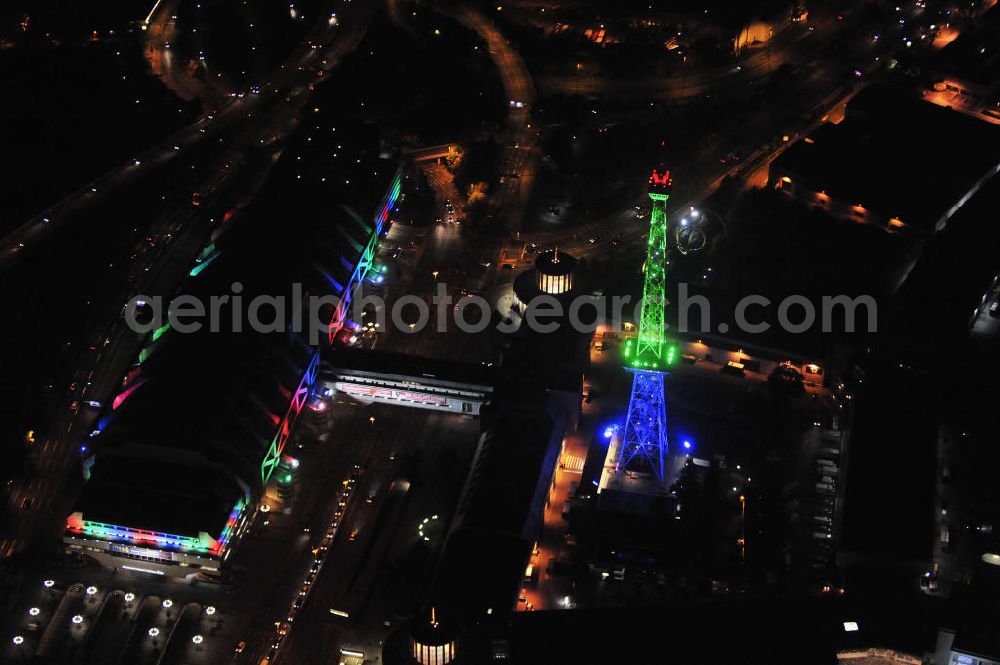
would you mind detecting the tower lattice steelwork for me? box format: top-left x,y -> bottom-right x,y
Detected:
618,166 -> 677,483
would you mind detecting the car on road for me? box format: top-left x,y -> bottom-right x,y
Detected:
306,395 -> 328,413
348,529 -> 359,542
720,151 -> 743,165
721,361 -> 746,377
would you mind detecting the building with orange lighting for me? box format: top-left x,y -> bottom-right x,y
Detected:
769,85 -> 1000,235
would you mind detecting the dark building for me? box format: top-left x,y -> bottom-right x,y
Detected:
399,593 -> 942,665
64,125 -> 402,576
769,85 -> 1000,235
933,562 -> 1000,665
386,388 -> 573,665
929,3 -> 1000,121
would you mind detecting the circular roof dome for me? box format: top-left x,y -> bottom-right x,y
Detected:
410,606 -> 459,646
536,249 -> 577,277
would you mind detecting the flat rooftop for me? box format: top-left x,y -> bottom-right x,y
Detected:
71,115 -> 398,540
937,5 -> 1000,86
433,398 -> 566,616
72,457 -> 240,539
497,594 -> 944,664
771,84 -> 1000,233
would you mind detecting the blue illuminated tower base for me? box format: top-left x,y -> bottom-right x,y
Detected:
619,369 -> 668,482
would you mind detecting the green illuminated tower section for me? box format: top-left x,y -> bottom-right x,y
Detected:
623,167 -> 677,371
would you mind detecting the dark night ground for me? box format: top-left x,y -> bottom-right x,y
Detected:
2,0 -> 1000,634
0,5 -> 504,533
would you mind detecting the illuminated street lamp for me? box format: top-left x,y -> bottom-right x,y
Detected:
28,608 -> 40,617
72,615 -> 84,625
205,606 -> 217,616
148,627 -> 160,638
192,635 -> 204,645
12,636 -> 25,646
43,580 -> 55,588
85,586 -> 98,596
162,599 -> 173,609
124,593 -> 135,603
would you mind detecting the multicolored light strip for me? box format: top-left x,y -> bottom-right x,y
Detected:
111,377 -> 146,410
67,513 -> 216,554
65,497 -> 246,557
260,352 -> 319,484
328,166 -> 402,344
214,497 -> 245,553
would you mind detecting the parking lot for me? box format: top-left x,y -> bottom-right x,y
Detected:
4,579 -> 224,665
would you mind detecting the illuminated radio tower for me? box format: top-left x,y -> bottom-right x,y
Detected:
619,166 -> 677,483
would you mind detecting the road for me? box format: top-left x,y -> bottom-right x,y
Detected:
272,404 -> 480,665
539,12 -> 841,101
0,0 -> 364,273
1,0 -> 905,660
355,57 -> 859,371
143,0 -> 225,104
428,0 -> 539,234
349,0 -> 871,371
2,0 -> 377,561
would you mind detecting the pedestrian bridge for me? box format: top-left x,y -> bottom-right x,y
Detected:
319,349 -> 495,416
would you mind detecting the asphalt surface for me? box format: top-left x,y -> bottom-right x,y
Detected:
272,404 -> 480,665
539,13 -> 841,100
0,0 -> 368,273
1,1 -> 920,661
1,0 -> 376,560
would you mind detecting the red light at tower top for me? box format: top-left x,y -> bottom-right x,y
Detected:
649,166 -> 672,196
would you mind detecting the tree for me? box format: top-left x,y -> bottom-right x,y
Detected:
445,147 -> 464,172
466,181 -> 488,206
453,137 -> 499,194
